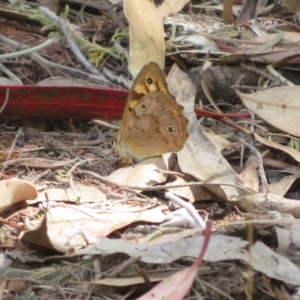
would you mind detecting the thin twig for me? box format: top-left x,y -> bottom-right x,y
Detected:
0,38 -> 55,60
0,89 -> 9,115
239,62 -> 279,83
241,140 -> 268,194
266,65 -> 294,86
75,170 -> 151,198
0,63 -> 22,84
1,128 -> 22,174
0,33 -> 123,88
39,6 -> 101,76
93,119 -> 119,130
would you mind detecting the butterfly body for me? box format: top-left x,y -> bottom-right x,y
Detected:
115,62 -> 188,160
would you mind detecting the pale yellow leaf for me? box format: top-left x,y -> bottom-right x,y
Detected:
124,0 -> 165,78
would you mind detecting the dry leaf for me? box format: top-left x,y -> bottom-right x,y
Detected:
250,241 -> 300,285
236,86 -> 300,137
272,211 -> 300,262
124,0 -> 165,77
253,132 -> 300,163
136,222 -> 211,300
268,172 -> 300,196
0,179 -> 38,213
19,157 -> 77,168
107,154 -> 171,189
20,204 -> 165,252
34,182 -> 107,203
205,132 -> 232,152
235,192 -> 300,218
168,64 -> 250,201
166,176 -> 196,202
88,271 -> 178,286
73,234 -> 249,264
239,155 -> 260,192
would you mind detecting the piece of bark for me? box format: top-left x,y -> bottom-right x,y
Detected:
188,65 -> 259,105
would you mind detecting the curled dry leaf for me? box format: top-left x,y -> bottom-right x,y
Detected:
0,179 -> 38,213
107,154 -> 172,189
168,64 -> 250,201
236,86 -> 300,137
19,209 -> 54,250
20,205 -> 165,252
268,171 -> 300,197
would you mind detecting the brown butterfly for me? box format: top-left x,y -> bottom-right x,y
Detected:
115,62 -> 188,160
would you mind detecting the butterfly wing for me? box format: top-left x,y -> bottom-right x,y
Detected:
118,62 -> 170,132
116,62 -> 188,159
130,62 -> 170,96
116,91 -> 188,159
